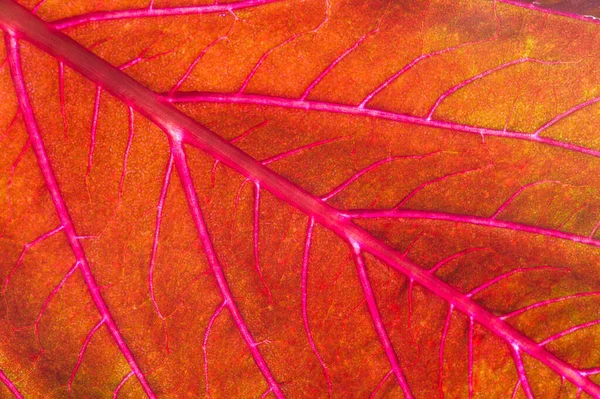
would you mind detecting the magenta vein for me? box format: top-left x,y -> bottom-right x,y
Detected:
261,137 -> 342,165
582,368 -> 600,377
427,58 -> 527,119
212,119 -> 270,183
68,318 -> 105,393
510,380 -> 521,399
468,317 -> 474,399
402,231 -> 425,257
238,34 -> 298,93
165,92 -> 600,159
322,157 -> 397,201
502,291 -> 600,320
301,218 -> 332,397
426,57 -> 572,120
253,183 -> 273,303
511,346 -> 534,399
51,0 -> 282,30
3,224 -> 65,294
533,94 -> 600,136
4,6 -> 598,395
34,262 -> 79,350
232,120 -> 269,145
171,143 -> 285,398
369,369 -> 393,399
590,219 -> 600,239
540,318 -> 600,347
211,121 -> 269,184
117,37 -> 172,71
171,27 -> 233,94
300,28 -> 377,101
118,107 -> 135,201
358,39 -> 493,108
203,302 -> 224,399
8,138 -> 30,189
3,33 -> 157,399
345,209 -> 600,249
322,152 -> 441,201
429,247 -> 491,275
149,152 -> 174,321
439,305 -> 453,399
0,109 -> 20,146
557,203 -> 588,230
351,244 -> 414,399
58,61 -> 67,136
0,368 -> 23,399
394,165 -> 492,209
113,371 -> 134,399
85,85 -> 101,190
467,266 -> 567,298
407,279 -> 414,337
31,0 -> 47,14
492,180 -> 564,219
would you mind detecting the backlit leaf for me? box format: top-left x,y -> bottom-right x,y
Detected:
1,0 -> 600,397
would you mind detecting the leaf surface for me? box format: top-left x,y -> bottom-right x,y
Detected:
1,0 -> 600,398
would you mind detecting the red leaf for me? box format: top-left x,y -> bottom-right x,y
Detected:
1,0 -> 600,397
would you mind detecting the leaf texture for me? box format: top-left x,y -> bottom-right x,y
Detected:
1,0 -> 600,398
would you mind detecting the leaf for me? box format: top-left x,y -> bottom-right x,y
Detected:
1,0 -> 600,397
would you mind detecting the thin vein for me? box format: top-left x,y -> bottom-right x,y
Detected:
300,28 -> 378,101
113,371 -> 134,399
4,33 -> 157,399
492,180 -> 564,219
0,368 -> 23,399
533,95 -> 600,137
427,57 -> 576,120
301,218 -> 332,397
345,209 -> 600,249
467,266 -> 568,298
68,319 -> 105,393
511,346 -> 534,399
149,153 -> 174,321
358,40 -> 495,108
393,165 -> 492,209
322,152 -> 441,201
351,244 -> 414,399
85,85 -> 102,195
439,306 -> 453,399
118,107 -> 135,201
203,302 -> 224,398
34,262 -> 79,351
3,225 -> 65,294
253,183 -> 273,303
5,8 -> 598,394
502,292 -> 600,320
58,61 -> 67,137
52,0 -> 282,30
429,247 -> 491,275
171,142 -> 285,398
165,92 -> 600,159
539,319 -> 600,346
369,370 -> 393,399
468,317 -> 474,399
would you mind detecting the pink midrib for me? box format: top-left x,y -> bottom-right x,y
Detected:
0,0 -> 598,397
